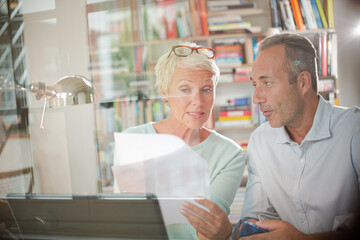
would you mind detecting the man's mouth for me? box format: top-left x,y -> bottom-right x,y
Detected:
262,110 -> 272,117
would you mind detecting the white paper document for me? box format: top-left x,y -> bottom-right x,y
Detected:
112,133 -> 210,225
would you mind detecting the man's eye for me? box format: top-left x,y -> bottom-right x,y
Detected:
203,88 -> 213,93
265,81 -> 272,86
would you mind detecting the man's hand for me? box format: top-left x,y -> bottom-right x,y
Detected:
240,220 -> 307,240
181,198 -> 232,240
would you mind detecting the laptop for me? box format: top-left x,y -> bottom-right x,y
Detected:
2,193 -> 168,239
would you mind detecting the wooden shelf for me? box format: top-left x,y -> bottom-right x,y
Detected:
207,8 -> 267,17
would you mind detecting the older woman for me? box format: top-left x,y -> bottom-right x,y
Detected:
117,42 -> 245,239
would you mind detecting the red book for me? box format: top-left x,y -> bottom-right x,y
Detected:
219,110 -> 252,117
321,33 -> 328,76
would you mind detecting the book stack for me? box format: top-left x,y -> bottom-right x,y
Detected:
207,14 -> 252,35
206,0 -> 258,35
317,32 -> 337,77
214,39 -> 244,67
272,0 -> 334,30
141,0 -> 209,41
216,97 -> 252,128
234,67 -> 252,82
207,0 -> 256,12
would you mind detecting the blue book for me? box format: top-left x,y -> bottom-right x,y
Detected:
228,97 -> 251,106
310,0 -> 323,28
270,0 -> 279,28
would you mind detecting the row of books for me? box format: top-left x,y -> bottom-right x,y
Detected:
219,67 -> 252,83
139,0 -> 263,41
98,147 -> 114,185
214,42 -> 244,66
89,45 -> 147,74
318,78 -> 335,92
96,99 -> 170,135
214,37 -> 263,68
207,0 -> 256,12
215,97 -> 253,127
207,1 -> 260,35
317,32 -> 337,77
140,0 -> 209,41
270,0 -> 334,30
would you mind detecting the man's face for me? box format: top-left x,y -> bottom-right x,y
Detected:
250,45 -> 304,128
165,67 -> 216,130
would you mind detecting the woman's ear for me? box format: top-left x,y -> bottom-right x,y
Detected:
160,86 -> 168,103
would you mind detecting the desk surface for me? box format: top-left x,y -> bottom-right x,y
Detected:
2,194 -> 169,240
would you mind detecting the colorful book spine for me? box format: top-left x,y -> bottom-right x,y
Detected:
220,105 -> 251,111
321,33 -> 328,76
315,0 -> 328,28
219,115 -> 252,121
326,0 -> 334,28
282,0 -> 297,30
198,0 -> 209,35
227,97 -> 251,106
310,0 -> 323,28
219,110 -> 252,117
270,0 -> 280,28
300,0 -> 312,28
290,0 -> 305,30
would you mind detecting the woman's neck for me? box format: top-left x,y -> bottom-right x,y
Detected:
153,119 -> 209,146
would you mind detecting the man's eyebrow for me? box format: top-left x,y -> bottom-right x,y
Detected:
250,75 -> 270,81
259,75 -> 270,80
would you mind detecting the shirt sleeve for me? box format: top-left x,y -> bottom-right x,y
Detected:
240,139 -> 281,221
210,149 -> 246,215
351,127 -> 360,187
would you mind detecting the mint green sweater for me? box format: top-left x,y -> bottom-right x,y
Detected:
115,122 -> 245,239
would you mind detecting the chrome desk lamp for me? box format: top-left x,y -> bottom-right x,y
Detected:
0,74 -> 94,129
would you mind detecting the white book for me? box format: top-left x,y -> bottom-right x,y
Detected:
207,0 -> 246,7
305,0 -> 318,29
300,0 -> 316,29
283,0 -> 296,31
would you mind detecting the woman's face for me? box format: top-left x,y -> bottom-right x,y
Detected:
165,67 -> 216,130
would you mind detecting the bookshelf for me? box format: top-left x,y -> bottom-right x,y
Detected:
86,0 -> 338,192
0,0 -> 29,153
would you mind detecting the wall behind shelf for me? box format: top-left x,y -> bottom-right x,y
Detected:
334,0 -> 360,106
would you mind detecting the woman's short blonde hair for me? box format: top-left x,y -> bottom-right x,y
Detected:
154,42 -> 220,95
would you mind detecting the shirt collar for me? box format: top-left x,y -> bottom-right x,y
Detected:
276,95 -> 332,144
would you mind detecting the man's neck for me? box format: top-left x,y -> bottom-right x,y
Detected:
286,95 -> 319,145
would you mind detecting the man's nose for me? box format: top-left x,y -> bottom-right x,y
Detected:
253,87 -> 265,105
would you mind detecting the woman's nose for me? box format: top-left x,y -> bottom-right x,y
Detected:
191,91 -> 203,105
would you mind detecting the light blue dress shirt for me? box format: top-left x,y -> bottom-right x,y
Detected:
241,96 -> 360,234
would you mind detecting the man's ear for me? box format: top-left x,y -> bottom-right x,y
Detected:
297,71 -> 312,95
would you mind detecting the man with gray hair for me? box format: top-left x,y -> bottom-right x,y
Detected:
182,33 -> 360,240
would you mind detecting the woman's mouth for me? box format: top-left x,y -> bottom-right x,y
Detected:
187,112 -> 204,119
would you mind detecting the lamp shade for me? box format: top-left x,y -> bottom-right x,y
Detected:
49,75 -> 94,108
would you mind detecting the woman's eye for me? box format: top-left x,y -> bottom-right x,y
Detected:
203,88 -> 213,93
180,88 -> 189,93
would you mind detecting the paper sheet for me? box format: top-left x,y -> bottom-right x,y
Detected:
112,133 -> 210,225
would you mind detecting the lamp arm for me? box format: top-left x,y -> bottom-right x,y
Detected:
14,82 -> 56,101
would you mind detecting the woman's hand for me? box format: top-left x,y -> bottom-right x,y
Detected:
181,198 -> 232,240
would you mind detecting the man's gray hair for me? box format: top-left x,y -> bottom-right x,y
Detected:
258,33 -> 318,92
